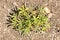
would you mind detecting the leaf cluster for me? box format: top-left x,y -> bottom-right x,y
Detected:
8,5 -> 50,34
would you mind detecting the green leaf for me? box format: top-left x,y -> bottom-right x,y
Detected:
8,4 -> 50,35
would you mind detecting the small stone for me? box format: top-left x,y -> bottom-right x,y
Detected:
57,28 -> 60,32
8,9 -> 10,11
25,2 -> 29,6
48,13 -> 53,18
0,22 -> 1,25
13,2 -> 18,7
44,7 -> 50,13
45,3 -> 48,6
7,9 -> 11,12
4,28 -> 7,31
3,5 -> 6,8
57,30 -> 59,32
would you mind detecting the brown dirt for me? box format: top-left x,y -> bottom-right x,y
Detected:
0,0 -> 60,40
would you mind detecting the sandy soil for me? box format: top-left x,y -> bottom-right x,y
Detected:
0,0 -> 60,40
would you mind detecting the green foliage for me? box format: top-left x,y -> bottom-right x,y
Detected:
9,5 -> 50,34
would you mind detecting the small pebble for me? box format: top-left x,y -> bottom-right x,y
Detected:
57,28 -> 60,32
3,5 -> 6,8
44,7 -> 50,13
0,22 -> 1,25
48,13 -> 53,18
57,30 -> 59,32
13,2 -> 18,7
25,2 -> 29,6
7,9 -> 11,12
7,9 -> 10,11
4,28 -> 7,31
